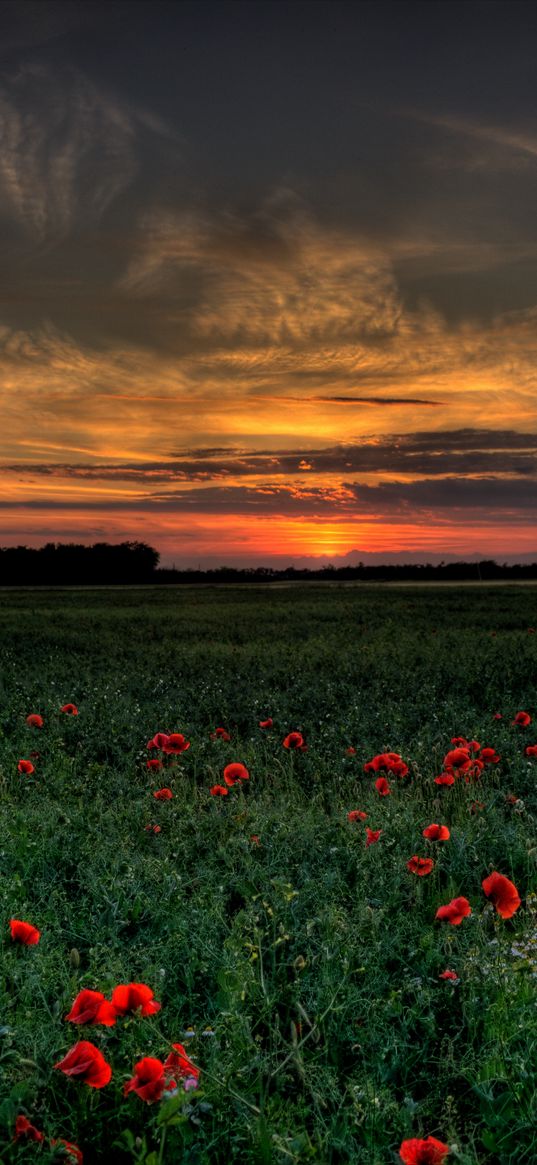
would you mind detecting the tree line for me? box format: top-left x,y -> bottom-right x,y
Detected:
0,542 -> 537,584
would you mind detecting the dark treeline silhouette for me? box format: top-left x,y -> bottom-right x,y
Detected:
1,542 -> 537,584
0,542 -> 159,585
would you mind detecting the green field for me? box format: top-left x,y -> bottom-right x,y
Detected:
1,584 -> 536,1165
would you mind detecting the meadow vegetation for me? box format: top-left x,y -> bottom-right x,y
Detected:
0,584 -> 536,1164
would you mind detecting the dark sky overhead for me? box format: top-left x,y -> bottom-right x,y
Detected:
1,0 -> 537,564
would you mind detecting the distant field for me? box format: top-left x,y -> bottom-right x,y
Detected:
1,585 -> 536,1164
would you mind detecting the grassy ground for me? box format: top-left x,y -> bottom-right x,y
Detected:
0,584 -> 536,1164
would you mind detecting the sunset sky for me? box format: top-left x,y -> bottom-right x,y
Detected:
1,0 -> 537,565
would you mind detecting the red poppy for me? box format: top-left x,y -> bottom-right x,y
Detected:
65,990 -> 117,1027
10,919 -> 40,945
348,809 -> 368,823
153,787 -> 173,800
210,784 -> 229,796
513,711 -> 531,727
366,827 -> 382,846
434,772 -> 455,786
60,704 -> 78,716
374,776 -> 391,796
223,762 -> 250,786
144,823 -> 162,833
250,834 -> 261,845
450,736 -> 469,748
346,747 -> 357,756
524,744 -> 537,757
422,824 -> 450,841
163,733 -> 190,754
50,1139 -> 83,1164
482,871 -> 521,919
163,1042 -> 200,1086
111,983 -> 161,1016
210,727 -> 231,741
17,759 -> 34,775
439,970 -> 459,981
282,731 -> 307,750
259,718 -> 273,729
13,1115 -> 45,1143
443,747 -> 471,772
147,732 -> 169,751
147,759 -> 163,772
26,713 -> 43,728
399,1135 -> 450,1164
54,1041 -> 112,1088
364,752 -> 408,777
479,747 -> 499,764
493,712 -> 503,720
407,855 -> 434,876
123,1056 -> 169,1103
435,896 -> 471,925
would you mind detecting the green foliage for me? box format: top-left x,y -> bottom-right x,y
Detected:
0,584 -> 536,1163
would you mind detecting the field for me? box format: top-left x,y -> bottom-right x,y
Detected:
0,584 -> 536,1165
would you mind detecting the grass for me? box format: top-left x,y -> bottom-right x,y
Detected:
0,583 -> 536,1164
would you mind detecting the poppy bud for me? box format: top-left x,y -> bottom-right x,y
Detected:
69,947 -> 80,969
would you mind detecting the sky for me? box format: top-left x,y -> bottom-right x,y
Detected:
1,0 -> 537,567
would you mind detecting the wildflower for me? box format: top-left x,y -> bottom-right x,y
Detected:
435,896 -> 471,925
439,970 -> 459,982
493,712 -> 503,720
469,800 -> 485,813
153,787 -> 173,800
17,759 -> 34,775
374,776 -> 391,796
407,856 -> 435,876
524,744 -> 537,757
259,718 -> 273,728
210,727 -> 231,741
210,784 -> 229,796
163,1043 -> 200,1087
399,1135 -> 450,1164
65,990 -> 117,1027
422,824 -> 450,841
443,747 -> 471,773
123,1057 -> 169,1103
111,983 -> 161,1016
144,823 -> 162,834
10,919 -> 40,945
513,711 -> 531,727
54,1041 -> 112,1088
223,762 -> 250,786
163,733 -> 190,754
13,1115 -> 44,1142
364,752 -> 408,777
146,758 -> 163,771
26,714 -> 43,728
147,732 -> 169,751
479,747 -> 499,764
50,1139 -> 83,1163
348,809 -> 368,822
250,834 -> 261,845
366,827 -> 382,846
283,731 -> 307,750
482,871 -> 521,919
434,771 -> 455,786
346,746 -> 357,755
60,704 -> 78,716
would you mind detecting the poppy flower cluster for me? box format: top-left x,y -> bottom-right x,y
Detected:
65,983 -> 161,1028
147,731 -> 190,754
435,738 -> 498,785
364,752 -> 409,778
14,1117 -> 83,1163
124,1042 -> 199,1103
210,761 -> 250,796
